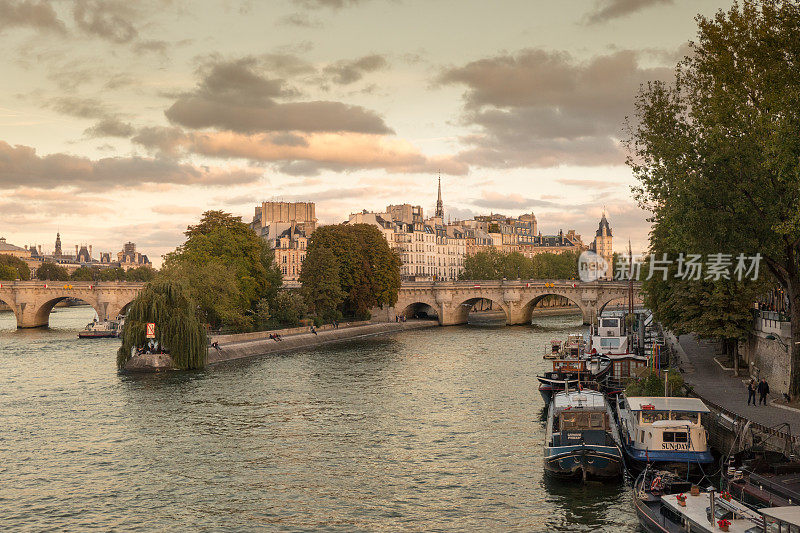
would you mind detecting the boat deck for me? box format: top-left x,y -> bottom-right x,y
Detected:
659,492 -> 763,532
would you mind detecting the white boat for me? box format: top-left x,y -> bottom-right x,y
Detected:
634,467 -> 800,532
616,396 -> 714,478
78,319 -> 120,338
590,316 -> 630,355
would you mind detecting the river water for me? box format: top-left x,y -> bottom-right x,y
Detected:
0,306 -> 639,532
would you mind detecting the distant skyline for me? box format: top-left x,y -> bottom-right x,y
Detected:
0,0 -> 731,266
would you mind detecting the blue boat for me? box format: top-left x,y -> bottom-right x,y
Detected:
616,395 -> 714,478
544,389 -> 624,482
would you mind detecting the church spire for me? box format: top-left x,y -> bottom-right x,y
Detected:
435,173 -> 444,219
54,232 -> 62,257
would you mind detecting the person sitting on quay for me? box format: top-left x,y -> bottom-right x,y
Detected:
758,378 -> 770,405
747,379 -> 757,406
310,325 -> 317,335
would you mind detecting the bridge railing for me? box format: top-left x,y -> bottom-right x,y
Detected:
399,279 -> 638,289
0,281 -> 147,289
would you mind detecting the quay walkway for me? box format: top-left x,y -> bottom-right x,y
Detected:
674,334 -> 800,437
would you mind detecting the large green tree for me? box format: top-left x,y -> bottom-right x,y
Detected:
0,264 -> 18,281
0,255 -> 30,280
36,262 -> 69,281
299,246 -> 345,320
117,279 -> 207,370
303,224 -> 400,317
629,0 -> 800,392
162,210 -> 282,331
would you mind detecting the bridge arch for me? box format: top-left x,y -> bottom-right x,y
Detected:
397,298 -> 439,320
519,292 -> 585,325
32,293 -> 104,329
454,295 -> 510,325
0,291 -> 17,328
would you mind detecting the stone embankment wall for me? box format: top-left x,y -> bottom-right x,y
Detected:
207,320 -> 435,365
744,331 -> 791,396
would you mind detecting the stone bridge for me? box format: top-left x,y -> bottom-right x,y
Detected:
384,280 -> 641,326
0,281 -> 146,328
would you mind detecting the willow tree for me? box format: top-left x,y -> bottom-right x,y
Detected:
117,279 -> 207,370
629,1 -> 800,394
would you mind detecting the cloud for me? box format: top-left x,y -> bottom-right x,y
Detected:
471,191 -> 558,211
556,178 -> 623,189
0,140 -> 264,191
293,0 -> 366,8
133,128 -> 467,177
277,12 -> 322,28
584,0 -> 673,24
440,49 -> 670,169
84,117 -> 135,138
72,0 -> 138,43
164,57 -> 393,134
323,54 -> 388,85
46,96 -> 134,138
0,0 -> 66,34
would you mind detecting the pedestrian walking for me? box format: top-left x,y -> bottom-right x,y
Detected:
747,379 -> 756,406
758,378 -> 770,405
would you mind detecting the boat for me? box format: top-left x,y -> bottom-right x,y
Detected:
78,319 -> 121,339
589,315 -> 630,355
632,467 -> 798,532
544,389 -> 624,481
616,395 -> 714,478
538,357 -> 611,404
722,449 -> 800,509
545,340 -> 563,359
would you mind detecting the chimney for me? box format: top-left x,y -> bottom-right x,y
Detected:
38,245 -> 42,254
75,244 -> 79,256
89,245 -> 92,259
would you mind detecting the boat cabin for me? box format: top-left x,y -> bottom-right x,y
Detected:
549,391 -> 614,447
618,396 -> 710,454
761,506 -> 800,532
608,354 -> 649,381
590,317 -> 630,355
552,359 -> 588,373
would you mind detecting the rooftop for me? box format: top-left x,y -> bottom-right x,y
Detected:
625,396 -> 710,413
553,390 -> 607,412
0,237 -> 26,252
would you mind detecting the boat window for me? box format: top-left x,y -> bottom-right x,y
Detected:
600,338 -> 620,348
601,318 -> 618,328
670,411 -> 700,424
590,413 -> 604,428
640,430 -> 645,442
642,412 -> 668,424
662,432 -> 688,443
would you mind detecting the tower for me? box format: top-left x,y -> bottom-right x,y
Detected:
54,232 -> 62,257
593,210 -> 613,279
435,175 -> 444,219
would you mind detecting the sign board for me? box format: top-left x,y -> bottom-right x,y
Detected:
146,323 -> 155,339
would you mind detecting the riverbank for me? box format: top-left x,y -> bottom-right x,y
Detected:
207,320 -> 436,364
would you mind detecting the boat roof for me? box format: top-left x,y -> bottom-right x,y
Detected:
553,390 -> 606,411
761,506 -> 800,526
625,396 -> 710,413
660,492 -> 762,532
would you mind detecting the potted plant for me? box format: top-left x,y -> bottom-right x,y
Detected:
676,493 -> 686,507
721,491 -> 732,501
718,518 -> 731,532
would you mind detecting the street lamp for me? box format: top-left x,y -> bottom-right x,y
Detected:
765,334 -> 800,352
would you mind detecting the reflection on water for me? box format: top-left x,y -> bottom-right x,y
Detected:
0,307 -> 637,531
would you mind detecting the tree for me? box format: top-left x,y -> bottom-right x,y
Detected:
36,262 -> 69,281
125,266 -> 156,282
0,264 -> 18,280
70,266 -> 95,281
98,267 -> 126,281
459,249 -> 578,280
162,210 -> 282,331
117,279 -> 206,370
304,224 -> 400,317
628,1 -> 800,393
160,258 -> 247,332
460,248 -> 505,279
299,246 -> 345,320
0,255 -> 30,280
271,290 -> 308,327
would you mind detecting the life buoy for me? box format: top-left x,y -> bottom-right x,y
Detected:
651,476 -> 662,491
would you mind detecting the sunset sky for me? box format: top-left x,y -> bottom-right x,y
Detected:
0,0 -> 731,266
